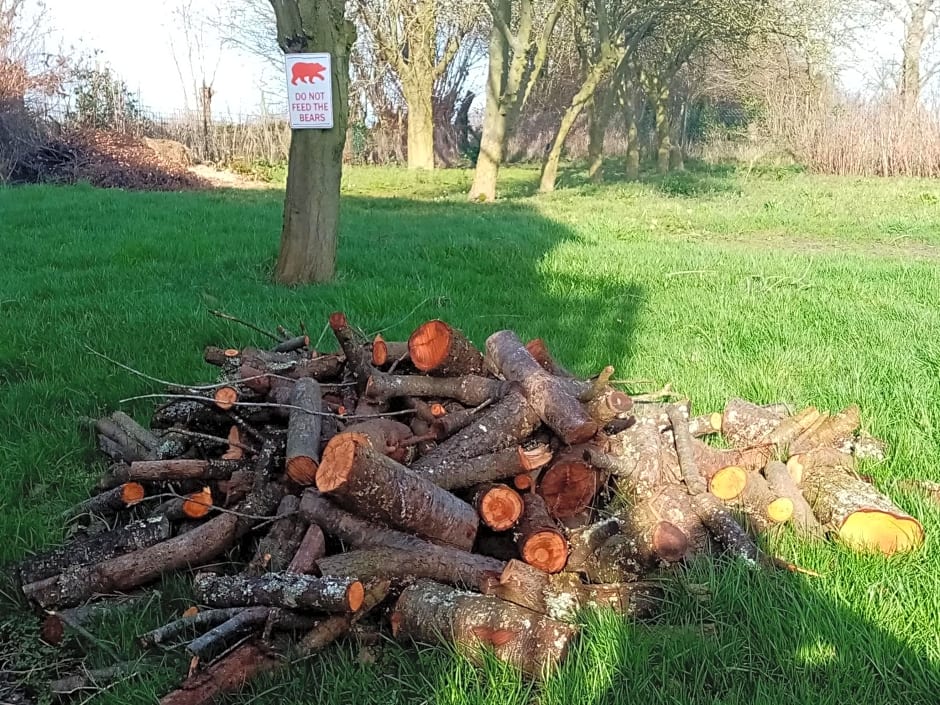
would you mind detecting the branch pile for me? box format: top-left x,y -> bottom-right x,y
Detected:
11,314 -> 923,702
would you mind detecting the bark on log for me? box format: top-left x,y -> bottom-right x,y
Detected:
801,465 -> 923,554
765,407 -> 821,448
787,447 -> 854,485
432,404 -> 490,438
485,330 -> 598,444
392,579 -> 576,678
225,348 -> 344,384
484,559 -> 661,622
283,378 -> 323,485
721,398 -> 786,447
300,490 -> 504,588
688,413 -> 722,438
416,444 -> 552,491
365,370 -> 503,406
692,492 -> 759,565
790,405 -> 860,455
667,404 -> 708,495
852,432 -> 886,461
247,495 -> 306,575
565,517 -> 621,572
764,461 -> 824,539
342,419 -> 416,464
318,546 -> 501,590
194,572 -> 364,613
159,642 -> 279,705
329,312 -> 372,389
408,320 -> 484,376
371,335 -> 409,367
584,418 -> 664,501
274,335 -> 309,353
287,524 -> 326,574
118,459 -> 249,483
515,493 -> 567,573
585,388 -> 633,425
473,483 -> 524,531
150,400 -> 232,434
316,432 -> 479,550
187,606 -> 272,661
64,482 -> 145,519
110,411 -> 161,452
730,472 -> 794,533
409,387 -> 541,476
84,416 -> 152,462
17,517 -> 171,586
537,447 -> 604,519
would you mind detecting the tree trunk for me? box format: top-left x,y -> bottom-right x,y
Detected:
271,0 -> 355,284
654,88 -> 670,175
540,48 -> 622,193
900,0 -> 930,109
587,92 -> 613,182
391,579 -> 576,678
405,82 -> 435,169
316,432 -> 479,550
468,6 -> 509,202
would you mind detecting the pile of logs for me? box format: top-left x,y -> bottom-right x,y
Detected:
11,313 -> 924,703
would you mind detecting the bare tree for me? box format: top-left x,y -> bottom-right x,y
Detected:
469,0 -> 567,202
270,0 -> 356,284
354,0 -> 481,169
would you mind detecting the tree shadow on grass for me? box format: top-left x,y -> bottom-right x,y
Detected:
553,158 -> 741,198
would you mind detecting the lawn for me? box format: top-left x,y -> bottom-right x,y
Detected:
1,163 -> 939,704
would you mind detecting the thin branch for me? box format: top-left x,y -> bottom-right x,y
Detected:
168,427 -> 259,454
208,309 -> 281,342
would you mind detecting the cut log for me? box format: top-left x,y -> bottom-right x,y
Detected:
667,404 -> 707,495
764,461 -> 824,538
84,415 -> 152,462
194,572 -> 364,613
790,405 -> 860,455
730,472 -> 794,533
300,490 -> 505,588
515,493 -> 567,573
236,347 -> 344,383
408,320 -> 484,376
485,330 -> 598,444
537,447 -> 603,519
110,411 -> 161,452
316,432 -> 479,550
721,398 -> 786,447
413,444 -> 551,491
764,407 -> 821,447
585,418 -> 664,501
287,524 -> 326,574
318,546 -> 500,590
187,606 -> 271,661
473,484 -> 524,531
247,495 -> 306,575
342,419 -> 415,464
221,426 -> 244,460
365,370 -> 503,407
688,413 -> 722,438
159,642 -> 279,705
371,335 -> 409,367
23,480 -> 282,608
484,559 -> 661,622
329,312 -> 372,389
274,335 -> 309,353
787,447 -> 854,485
213,386 -> 238,411
409,387 -> 541,475
182,487 -> 213,519
585,389 -> 634,425
118,459 -> 250,483
17,516 -> 172,586
285,378 -> 322,485
432,404 -> 491,438
692,492 -> 759,565
391,579 -> 576,678
565,517 -> 622,572
800,465 -> 923,554
64,482 -> 145,519
852,431 -> 886,461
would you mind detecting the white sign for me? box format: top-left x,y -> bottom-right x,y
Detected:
285,53 -> 334,129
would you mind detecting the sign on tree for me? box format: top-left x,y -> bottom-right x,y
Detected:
285,53 -> 334,129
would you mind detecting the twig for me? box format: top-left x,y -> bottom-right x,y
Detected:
119,393 -> 416,421
147,490 -> 296,524
169,428 -> 258,454
629,383 -> 680,403
368,297 -> 431,337
48,609 -> 123,663
208,309 -> 281,342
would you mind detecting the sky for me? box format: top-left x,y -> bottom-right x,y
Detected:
39,0 -> 918,117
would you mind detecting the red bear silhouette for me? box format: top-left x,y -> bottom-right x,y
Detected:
291,62 -> 327,85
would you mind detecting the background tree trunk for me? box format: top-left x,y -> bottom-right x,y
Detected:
271,0 -> 355,284
900,0 -> 931,109
405,84 -> 435,169
469,5 -> 509,202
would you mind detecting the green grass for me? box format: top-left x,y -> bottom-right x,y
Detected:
1,162 -> 940,704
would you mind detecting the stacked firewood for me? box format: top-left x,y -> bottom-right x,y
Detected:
12,314 -> 924,704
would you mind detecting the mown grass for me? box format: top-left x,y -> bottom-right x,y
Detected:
1,162 -> 939,704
